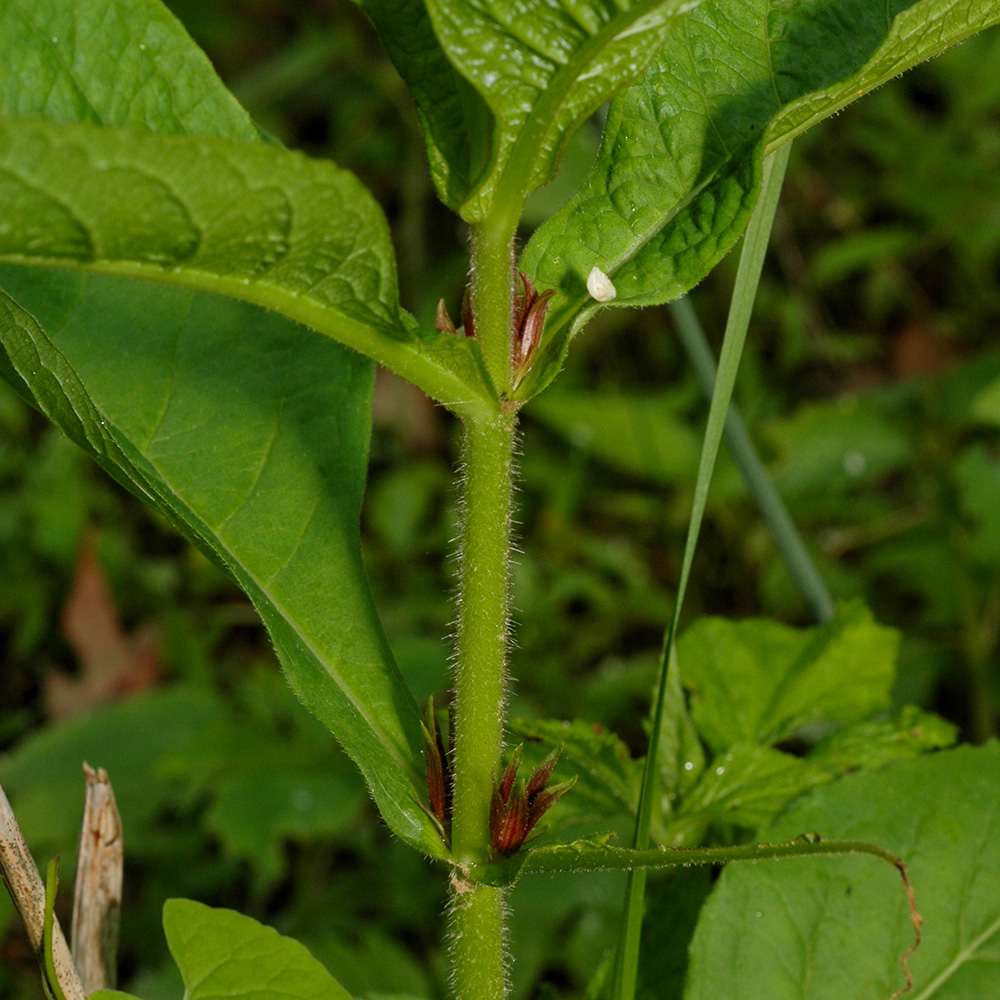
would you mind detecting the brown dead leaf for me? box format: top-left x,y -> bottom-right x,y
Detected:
45,536 -> 160,720
891,323 -> 961,379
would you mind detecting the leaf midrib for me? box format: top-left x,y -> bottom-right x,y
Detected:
120,415 -> 424,794
912,906 -> 1000,998
0,253 -> 494,416
482,0 -> 691,216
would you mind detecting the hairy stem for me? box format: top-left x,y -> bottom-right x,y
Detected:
451,412 -> 516,861
470,218 -> 517,396
447,221 -> 518,999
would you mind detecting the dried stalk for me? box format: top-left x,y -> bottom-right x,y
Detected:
72,764 -> 123,993
0,780 -> 86,1000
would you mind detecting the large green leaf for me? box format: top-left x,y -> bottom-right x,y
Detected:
685,744 -> 1000,1000
422,0 -> 698,222
0,0 -> 448,853
93,899 -> 354,1000
520,0 -> 1000,398
0,275 -> 442,856
677,601 -> 898,755
0,0 -> 258,139
355,0 -> 494,213
0,117 -> 491,410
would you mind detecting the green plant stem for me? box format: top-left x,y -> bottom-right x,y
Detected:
471,834 -> 909,885
470,219 -> 517,396
448,409 -> 515,999
449,876 -> 508,1000
447,220 -> 518,1000
669,295 -> 835,624
450,412 -> 515,861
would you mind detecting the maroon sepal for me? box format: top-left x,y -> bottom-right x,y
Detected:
421,697 -> 452,846
511,270 -> 554,390
462,287 -> 476,338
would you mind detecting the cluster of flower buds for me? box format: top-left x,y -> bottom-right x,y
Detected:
422,699 -> 577,858
510,271 -> 555,391
489,744 -> 576,858
435,290 -> 476,339
434,271 -> 555,392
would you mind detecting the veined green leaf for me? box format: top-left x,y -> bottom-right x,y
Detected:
672,743 -> 829,834
807,706 -> 957,774
0,0 -> 257,139
678,601 -> 898,755
527,387 -> 701,486
98,900 -> 354,1000
520,0 -> 1000,398
0,0 -> 448,852
0,118 -> 492,411
0,277 -> 443,855
424,0 -> 699,222
355,0 -> 494,212
686,745 -> 1000,1000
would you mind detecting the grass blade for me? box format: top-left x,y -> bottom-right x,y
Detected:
669,295 -> 835,623
610,141 -> 793,1000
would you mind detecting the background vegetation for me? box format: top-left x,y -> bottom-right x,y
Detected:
1,3 -> 998,998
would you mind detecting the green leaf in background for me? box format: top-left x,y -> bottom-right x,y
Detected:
678,601 -> 898,754
970,376 -> 1000,427
685,744 -> 1000,1000
527,388 -> 700,486
672,743 -> 829,834
655,651 -> 706,828
764,396 -> 913,503
423,0 -> 698,222
0,276 -> 441,855
0,118 -> 490,409
807,706 -> 957,775
93,899 -> 354,1000
157,674 -> 369,885
665,710 -> 954,844
520,0 -> 1000,397
953,444 -> 1000,566
355,0 -> 493,213
205,771 -> 366,884
0,688 -> 225,860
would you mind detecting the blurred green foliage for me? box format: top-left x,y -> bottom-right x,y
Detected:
1,4 -> 998,999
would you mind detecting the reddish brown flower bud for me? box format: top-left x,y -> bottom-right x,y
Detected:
511,270 -> 554,391
421,698 -> 452,846
462,287 -> 476,338
435,299 -> 457,336
525,746 -> 562,800
489,744 -> 576,858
